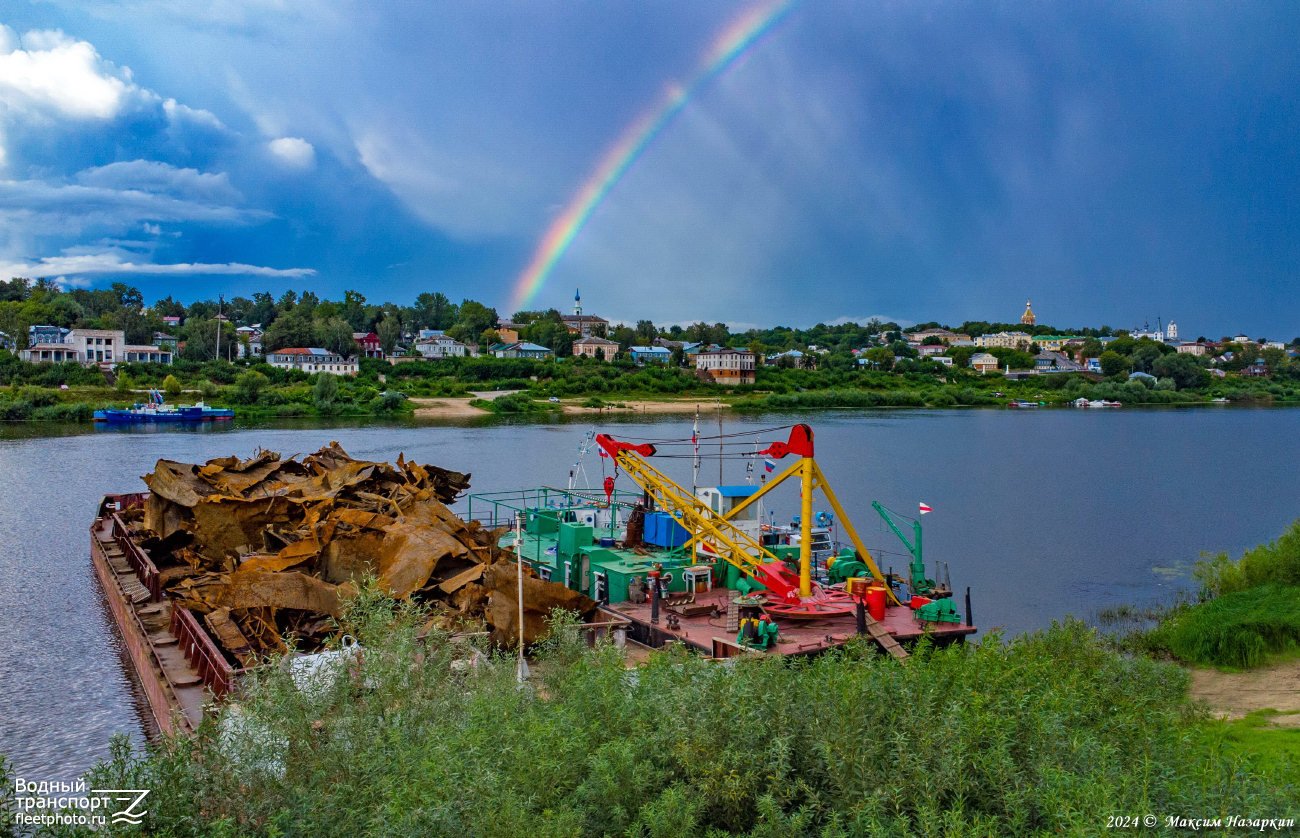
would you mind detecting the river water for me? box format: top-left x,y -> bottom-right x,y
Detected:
2,407 -> 1298,781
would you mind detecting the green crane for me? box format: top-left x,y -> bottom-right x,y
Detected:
871,501 -> 935,596
871,501 -> 961,624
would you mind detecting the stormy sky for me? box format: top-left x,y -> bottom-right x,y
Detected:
1,1 -> 1297,337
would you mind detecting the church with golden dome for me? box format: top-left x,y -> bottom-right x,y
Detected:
1021,300 -> 1036,326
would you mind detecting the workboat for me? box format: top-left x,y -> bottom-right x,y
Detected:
94,401 -> 233,423
468,423 -> 976,658
1007,400 -> 1041,408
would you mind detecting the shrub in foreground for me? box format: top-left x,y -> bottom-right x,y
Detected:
85,604 -> 1296,838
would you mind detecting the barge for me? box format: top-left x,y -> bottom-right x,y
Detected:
91,493 -> 238,735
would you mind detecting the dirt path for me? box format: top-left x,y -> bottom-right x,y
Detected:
1188,658 -> 1300,723
560,399 -> 729,415
409,397 -> 490,418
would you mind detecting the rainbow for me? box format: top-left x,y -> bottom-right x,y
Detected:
509,0 -> 797,314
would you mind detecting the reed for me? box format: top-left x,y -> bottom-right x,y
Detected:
82,599 -> 1295,838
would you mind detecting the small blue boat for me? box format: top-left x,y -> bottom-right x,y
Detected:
94,399 -> 234,423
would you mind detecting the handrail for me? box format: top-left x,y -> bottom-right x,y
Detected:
111,512 -> 161,602
171,606 -> 241,697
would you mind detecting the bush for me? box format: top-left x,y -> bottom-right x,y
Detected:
233,370 -> 269,405
1195,518 -> 1300,597
313,372 -> 340,412
371,391 -> 408,414
85,612 -> 1293,837
163,374 -> 182,399
17,385 -> 57,407
1147,584 -> 1300,668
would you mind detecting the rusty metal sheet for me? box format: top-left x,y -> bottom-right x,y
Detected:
437,563 -> 484,594
482,561 -> 598,645
218,571 -> 350,618
188,495 -> 296,560
239,538 -> 319,573
143,461 -> 220,507
374,521 -> 467,598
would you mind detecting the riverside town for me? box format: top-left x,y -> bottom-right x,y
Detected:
2,3 -> 1299,836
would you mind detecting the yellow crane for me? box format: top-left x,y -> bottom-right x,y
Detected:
596,424 -> 896,611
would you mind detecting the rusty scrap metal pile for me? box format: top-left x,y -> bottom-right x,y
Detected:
129,443 -> 595,667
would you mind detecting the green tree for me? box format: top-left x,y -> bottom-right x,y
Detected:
947,346 -> 976,368
456,300 -> 498,337
1152,353 -> 1210,389
341,290 -> 371,331
413,292 -> 456,330
233,370 -> 269,404
1079,337 -> 1104,359
378,313 -> 402,355
1099,350 -> 1131,378
611,325 -> 636,352
313,372 -> 339,409
316,317 -> 359,357
634,320 -> 657,345
863,346 -> 894,371
163,374 -> 182,399
261,306 -> 316,353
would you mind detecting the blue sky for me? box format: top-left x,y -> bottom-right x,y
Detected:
1,1 -> 1297,338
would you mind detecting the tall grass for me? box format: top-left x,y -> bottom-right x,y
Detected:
83,596 -> 1295,838
1195,519 -> 1300,597
1148,584 -> 1300,669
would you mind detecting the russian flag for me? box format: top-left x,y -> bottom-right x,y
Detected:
764,458 -> 775,473
919,502 -> 932,514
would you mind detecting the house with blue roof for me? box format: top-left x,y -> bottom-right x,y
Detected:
630,345 -> 672,364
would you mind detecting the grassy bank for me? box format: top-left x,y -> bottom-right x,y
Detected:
54,597 -> 1295,838
1130,519 -> 1300,670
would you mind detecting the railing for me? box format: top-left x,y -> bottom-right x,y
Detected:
171,606 -> 241,697
463,486 -> 640,530
110,512 -> 161,602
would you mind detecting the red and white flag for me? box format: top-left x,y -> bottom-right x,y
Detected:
918,502 -> 932,514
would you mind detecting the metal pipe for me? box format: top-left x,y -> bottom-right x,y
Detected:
799,458 -> 813,597
965,586 -> 973,628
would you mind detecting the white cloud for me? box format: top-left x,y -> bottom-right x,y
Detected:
162,97 -> 225,130
0,250 -> 315,278
0,178 -> 264,224
268,136 -> 315,168
0,28 -> 154,120
75,160 -> 242,203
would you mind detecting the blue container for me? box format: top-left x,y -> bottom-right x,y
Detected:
644,512 -> 690,548
599,537 -> 616,548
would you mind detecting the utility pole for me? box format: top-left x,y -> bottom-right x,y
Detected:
717,403 -> 723,484
214,295 -> 224,361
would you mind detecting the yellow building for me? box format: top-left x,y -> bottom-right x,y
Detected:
973,331 -> 1034,349
1030,335 -> 1083,352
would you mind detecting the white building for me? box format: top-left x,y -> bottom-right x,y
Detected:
265,347 -> 359,375
236,325 -> 263,358
19,328 -> 172,365
414,334 -> 468,359
694,348 -> 756,385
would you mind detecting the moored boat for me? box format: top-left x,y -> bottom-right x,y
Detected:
94,401 -> 233,423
